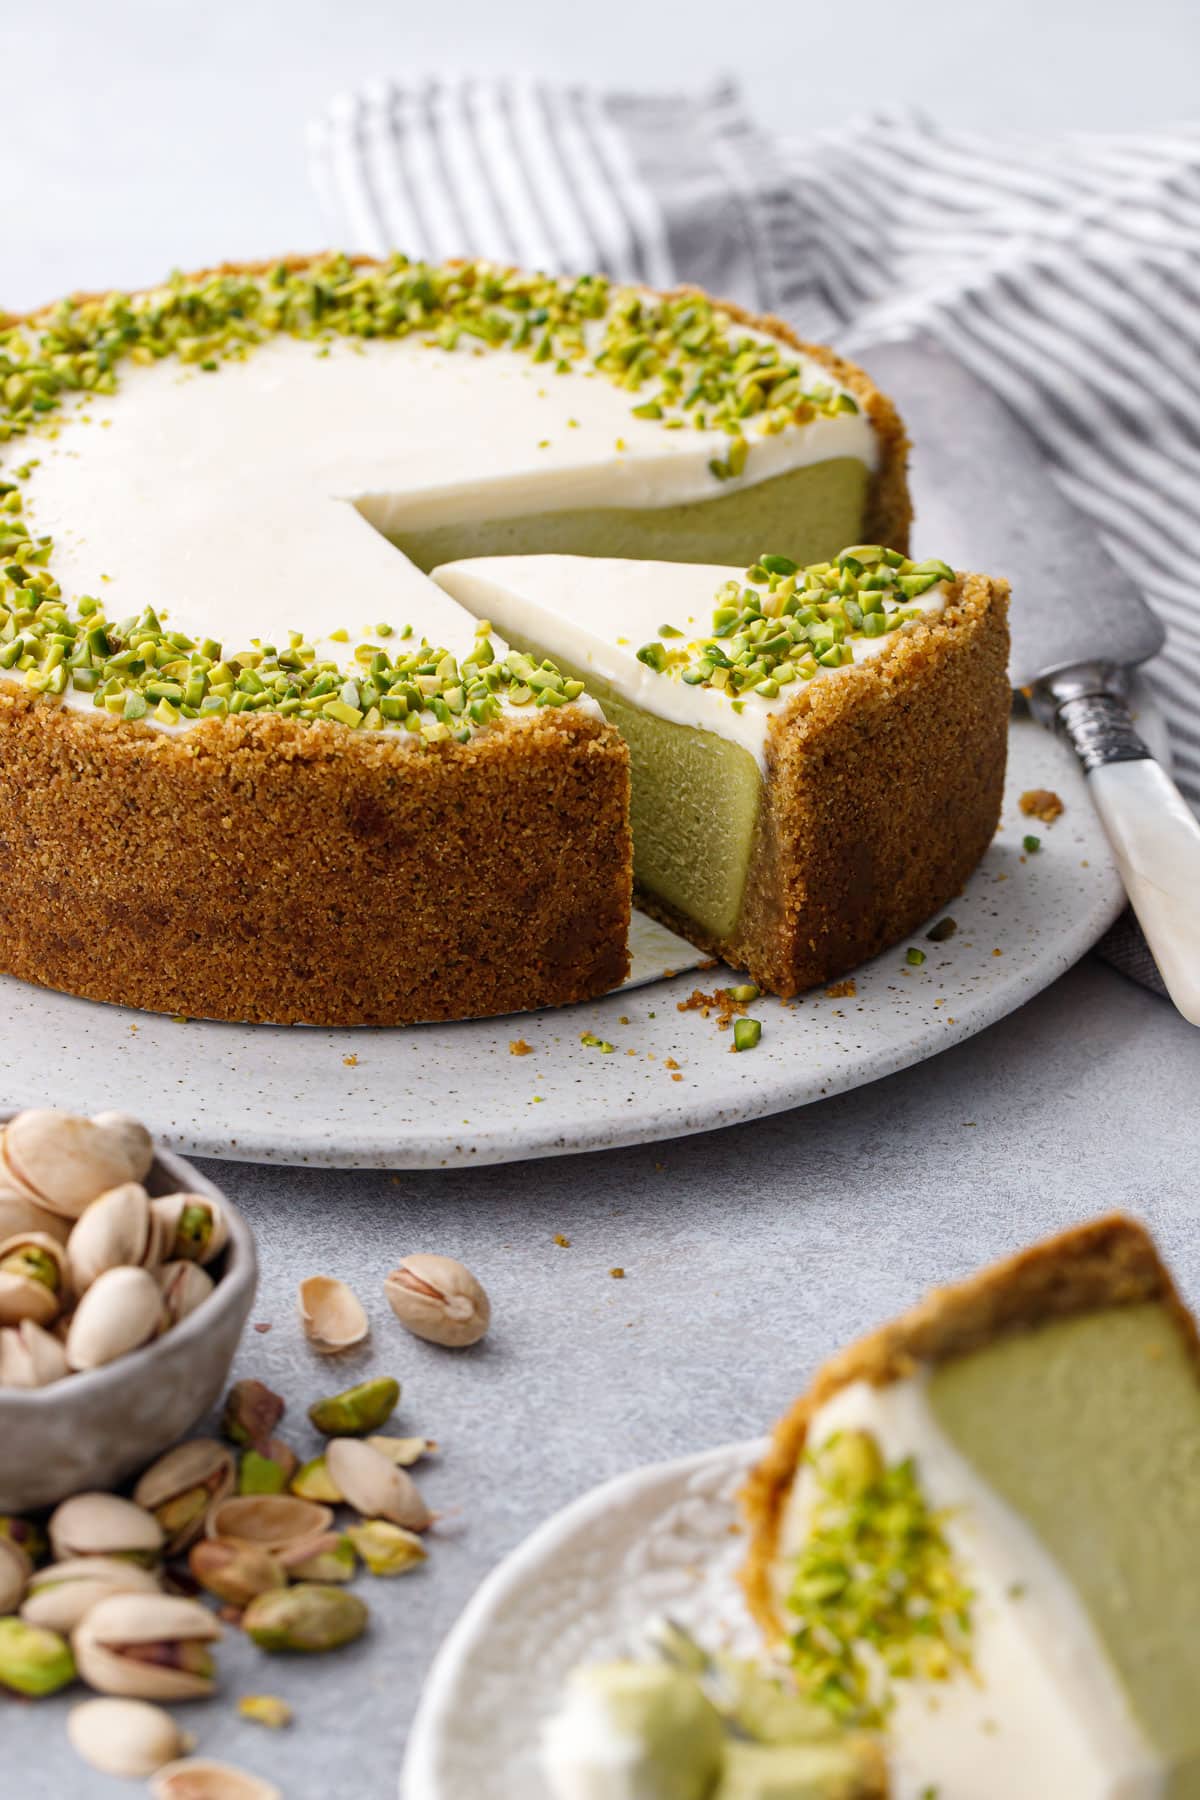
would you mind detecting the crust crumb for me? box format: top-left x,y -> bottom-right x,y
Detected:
1020,788 -> 1064,823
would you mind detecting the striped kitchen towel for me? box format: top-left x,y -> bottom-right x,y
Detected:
308,80 -> 1200,998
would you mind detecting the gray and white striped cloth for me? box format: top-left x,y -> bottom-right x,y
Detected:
308,80 -> 1200,998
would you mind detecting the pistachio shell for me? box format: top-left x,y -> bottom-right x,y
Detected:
366,1435 -> 438,1466
0,1231 -> 68,1327
0,1190 -> 70,1246
0,1534 -> 32,1612
188,1540 -> 285,1608
22,1557 -> 161,1633
67,1184 -> 157,1293
325,1438 -> 433,1531
2,1110 -> 147,1220
150,1193 -> 228,1266
156,1259 -> 215,1325
298,1274 -> 369,1352
68,1696 -> 189,1779
134,1439 -> 236,1554
72,1592 -> 220,1700
89,1112 -> 155,1183
0,1318 -> 70,1388
65,1265 -> 165,1371
151,1759 -> 281,1800
205,1494 -> 333,1558
384,1253 -> 491,1348
50,1491 -> 164,1563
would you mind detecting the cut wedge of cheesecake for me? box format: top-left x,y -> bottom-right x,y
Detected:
434,549 -> 1009,995
742,1216 -> 1200,1798
0,253 -> 911,1026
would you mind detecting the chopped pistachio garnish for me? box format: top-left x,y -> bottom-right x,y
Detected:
732,1017 -> 761,1051
635,548 -> 954,700
785,1430 -> 973,1727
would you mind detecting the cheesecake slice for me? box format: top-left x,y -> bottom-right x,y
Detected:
434,548 -> 1010,996
742,1216 -> 1200,1797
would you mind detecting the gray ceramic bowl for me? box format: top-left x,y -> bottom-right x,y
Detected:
0,1143 -> 257,1512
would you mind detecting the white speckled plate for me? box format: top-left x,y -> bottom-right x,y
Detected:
402,1438 -> 765,1800
0,699 -> 1162,1166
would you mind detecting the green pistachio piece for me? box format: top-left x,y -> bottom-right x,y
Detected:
240,1451 -> 290,1496
0,1246 -> 59,1291
0,1617 -> 76,1696
346,1520 -> 427,1577
285,1534 -> 357,1584
238,1693 -> 294,1729
242,1583 -> 368,1654
290,1456 -> 344,1504
307,1377 -> 400,1437
174,1201 -> 215,1261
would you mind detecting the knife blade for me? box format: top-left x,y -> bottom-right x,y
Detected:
856,334 -> 1200,1025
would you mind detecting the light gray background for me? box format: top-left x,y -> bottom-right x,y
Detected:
10,3 -> 1200,1794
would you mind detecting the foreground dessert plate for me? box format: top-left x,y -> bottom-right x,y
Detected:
402,1437 -> 765,1800
0,700 -> 1162,1166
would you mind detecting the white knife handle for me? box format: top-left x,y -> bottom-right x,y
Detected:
1087,759 -> 1200,1026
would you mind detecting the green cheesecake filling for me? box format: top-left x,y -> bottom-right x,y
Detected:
929,1302 -> 1200,1796
386,458 -> 870,575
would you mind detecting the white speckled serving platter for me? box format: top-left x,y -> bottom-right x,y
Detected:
0,701 -> 1160,1167
402,1438 -> 764,1800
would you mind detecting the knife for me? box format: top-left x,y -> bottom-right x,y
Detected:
859,335 -> 1200,1026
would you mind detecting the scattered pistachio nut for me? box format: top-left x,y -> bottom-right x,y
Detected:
188,1541 -> 285,1609
325,1437 -> 433,1531
134,1440 -> 237,1555
150,1758 -> 282,1800
366,1435 -> 438,1466
72,1592 -> 220,1700
0,1316 -> 70,1387
66,1183 -> 159,1294
346,1520 -> 427,1577
290,1455 -> 344,1504
156,1259 -> 215,1325
0,1110 -> 151,1221
22,1557 -> 161,1633
239,1449 -> 291,1496
0,1533 -> 32,1612
0,1614 -> 76,1696
238,1693 -> 293,1730
65,1264 -> 166,1371
221,1379 -> 285,1453
278,1531 -> 357,1583
308,1375 -> 400,1436
298,1274 -> 369,1352
0,1231 -> 69,1328
151,1193 -> 228,1266
242,1583 -> 368,1654
50,1491 -> 164,1565
67,1696 -> 191,1779
205,1493 -> 333,1560
384,1253 -> 491,1348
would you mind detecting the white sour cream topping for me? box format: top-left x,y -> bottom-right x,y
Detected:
775,1376 -> 1164,1800
14,323 -> 875,733
433,555 -> 946,769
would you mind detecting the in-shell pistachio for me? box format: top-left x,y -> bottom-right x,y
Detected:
72,1593 -> 220,1700
308,1376 -> 400,1437
325,1438 -> 433,1531
156,1259 -> 215,1325
0,1231 -> 68,1328
0,1533 -> 32,1612
68,1696 -> 190,1779
151,1758 -> 281,1800
0,1317 -> 70,1388
221,1379 -> 285,1453
298,1274 -> 369,1352
22,1557 -> 161,1633
50,1491 -> 164,1565
188,1540 -> 285,1609
67,1183 -> 159,1293
384,1253 -> 491,1348
151,1193 -> 227,1266
290,1456 -> 343,1504
205,1494 -> 333,1560
134,1440 -> 237,1554
0,1615 -> 76,1696
65,1264 -> 165,1371
279,1532 -> 357,1583
89,1113 -> 155,1183
346,1519 -> 427,1577
242,1583 -> 368,1654
0,1189 -> 70,1246
1,1110 -> 150,1220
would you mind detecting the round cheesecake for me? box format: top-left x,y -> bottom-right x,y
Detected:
0,253 -> 912,1026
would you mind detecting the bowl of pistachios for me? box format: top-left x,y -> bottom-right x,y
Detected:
0,1108 -> 257,1510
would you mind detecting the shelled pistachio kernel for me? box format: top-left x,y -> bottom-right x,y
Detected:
637,548 -> 955,699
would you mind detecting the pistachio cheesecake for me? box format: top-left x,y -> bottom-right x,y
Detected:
434,551 -> 1009,994
0,253 -> 912,1026
743,1216 -> 1200,1798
